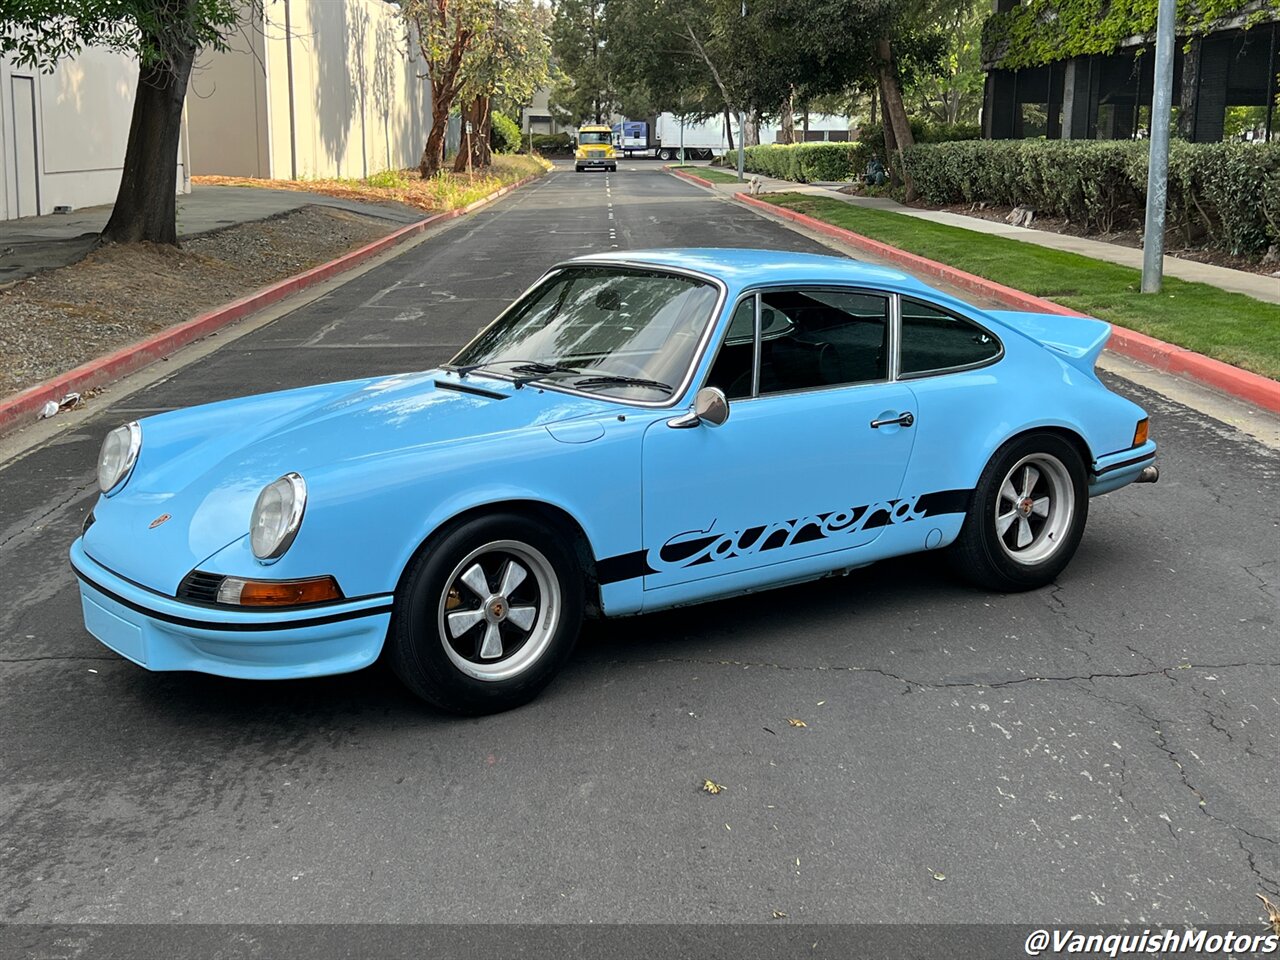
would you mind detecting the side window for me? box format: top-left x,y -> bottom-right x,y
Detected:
757,289 -> 889,394
704,298 -> 756,400
900,298 -> 1001,377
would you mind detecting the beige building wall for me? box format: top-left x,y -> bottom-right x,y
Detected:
189,0 -> 431,180
1,48 -> 190,220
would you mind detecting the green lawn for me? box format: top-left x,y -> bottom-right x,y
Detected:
671,165 -> 745,185
762,193 -> 1280,381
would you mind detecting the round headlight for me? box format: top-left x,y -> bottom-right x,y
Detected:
97,422 -> 142,494
250,473 -> 307,561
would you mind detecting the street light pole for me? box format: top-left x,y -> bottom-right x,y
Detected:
737,0 -> 746,181
1141,0 -> 1177,293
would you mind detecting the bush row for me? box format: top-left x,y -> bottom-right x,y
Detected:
741,122 -> 982,183
858,120 -> 981,162
742,142 -> 871,183
902,139 -> 1280,256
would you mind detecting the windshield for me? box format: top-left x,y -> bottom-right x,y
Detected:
578,131 -> 612,145
450,266 -> 720,402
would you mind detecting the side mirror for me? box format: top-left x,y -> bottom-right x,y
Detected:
667,386 -> 730,429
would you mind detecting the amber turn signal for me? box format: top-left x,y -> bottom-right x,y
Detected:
1133,418 -> 1149,446
216,575 -> 343,607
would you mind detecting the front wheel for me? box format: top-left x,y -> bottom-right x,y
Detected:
947,433 -> 1089,591
389,513 -> 584,714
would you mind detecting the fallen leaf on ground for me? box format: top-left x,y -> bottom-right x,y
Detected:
701,779 -> 724,795
1259,893 -> 1280,935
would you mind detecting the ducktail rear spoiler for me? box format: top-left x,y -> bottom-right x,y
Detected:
986,310 -> 1111,376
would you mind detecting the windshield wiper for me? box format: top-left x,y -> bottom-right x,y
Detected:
573,374 -> 672,392
449,359 -> 579,388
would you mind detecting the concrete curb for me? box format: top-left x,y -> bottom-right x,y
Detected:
0,169 -> 549,437
729,188 -> 1280,416
665,165 -> 719,190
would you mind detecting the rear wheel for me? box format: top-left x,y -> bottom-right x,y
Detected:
947,433 -> 1088,591
390,513 -> 584,714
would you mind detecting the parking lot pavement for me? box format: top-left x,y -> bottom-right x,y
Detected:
1,165 -> 1278,929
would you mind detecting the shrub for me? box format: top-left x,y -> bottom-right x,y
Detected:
901,139 -> 1280,256
742,142 -> 870,183
858,120 -> 981,162
490,112 -> 521,154
365,169 -> 410,189
526,132 -> 573,155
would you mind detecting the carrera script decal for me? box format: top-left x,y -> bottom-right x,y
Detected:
593,489 -> 971,586
653,496 -> 928,573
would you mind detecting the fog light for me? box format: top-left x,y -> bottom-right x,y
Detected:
1133,418 -> 1149,446
216,576 -> 343,607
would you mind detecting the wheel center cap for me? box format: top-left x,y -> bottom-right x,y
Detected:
1018,497 -> 1035,517
487,597 -> 508,622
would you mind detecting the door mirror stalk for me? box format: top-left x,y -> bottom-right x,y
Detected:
667,387 -> 730,429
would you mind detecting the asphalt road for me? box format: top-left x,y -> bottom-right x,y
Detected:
2,166 -> 1279,937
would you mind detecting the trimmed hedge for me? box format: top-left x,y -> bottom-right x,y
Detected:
902,139 -> 1280,257
742,142 -> 870,183
858,120 -> 981,162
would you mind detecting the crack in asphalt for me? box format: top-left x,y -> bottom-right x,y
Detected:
0,476 -> 95,555
622,655 -> 1280,691
624,652 -> 1280,894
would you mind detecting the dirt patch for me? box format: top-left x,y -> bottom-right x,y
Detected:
0,205 -> 396,400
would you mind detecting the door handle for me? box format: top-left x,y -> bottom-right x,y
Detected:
870,412 -> 914,429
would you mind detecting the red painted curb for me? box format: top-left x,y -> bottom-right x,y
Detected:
0,169 -> 548,437
734,191 -> 1280,415
666,166 -> 719,190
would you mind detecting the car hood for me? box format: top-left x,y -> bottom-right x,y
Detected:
81,371 -> 613,593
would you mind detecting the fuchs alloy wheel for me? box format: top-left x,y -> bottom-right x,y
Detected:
390,513 -> 584,714
948,433 -> 1089,591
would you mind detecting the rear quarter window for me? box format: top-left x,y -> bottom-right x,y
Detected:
900,298 -> 1002,377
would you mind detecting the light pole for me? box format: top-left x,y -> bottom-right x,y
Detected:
737,0 -> 746,181
1141,0 -> 1177,293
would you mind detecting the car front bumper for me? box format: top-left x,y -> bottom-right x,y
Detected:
69,539 -> 392,680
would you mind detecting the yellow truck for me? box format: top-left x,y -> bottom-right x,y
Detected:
574,125 -> 617,173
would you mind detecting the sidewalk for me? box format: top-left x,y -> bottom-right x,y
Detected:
688,167 -> 1280,306
0,185 -> 425,284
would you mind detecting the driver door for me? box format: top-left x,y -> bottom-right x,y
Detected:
641,288 -> 918,592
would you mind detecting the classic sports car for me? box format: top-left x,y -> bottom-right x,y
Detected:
72,249 -> 1158,714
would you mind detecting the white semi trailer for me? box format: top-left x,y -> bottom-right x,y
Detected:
612,113 -> 856,160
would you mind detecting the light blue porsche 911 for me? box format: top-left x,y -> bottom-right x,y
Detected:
71,249 -> 1158,714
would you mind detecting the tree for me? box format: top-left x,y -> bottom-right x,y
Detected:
403,0 -> 490,177
549,0 -> 613,125
906,0 -> 986,124
1,0 -> 247,244
453,0 -> 551,171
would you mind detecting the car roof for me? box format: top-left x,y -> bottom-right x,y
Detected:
564,248 -> 936,295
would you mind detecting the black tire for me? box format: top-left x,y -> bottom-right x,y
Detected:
947,432 -> 1089,592
389,513 -> 585,714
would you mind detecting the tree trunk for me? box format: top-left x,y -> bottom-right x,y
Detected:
101,38 -> 197,245
779,90 -> 794,144
421,83 -> 451,178
723,109 -> 734,151
876,36 -> 916,199
1177,36 -> 1201,140
879,82 -> 897,174
453,95 -> 492,172
746,110 -> 761,146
